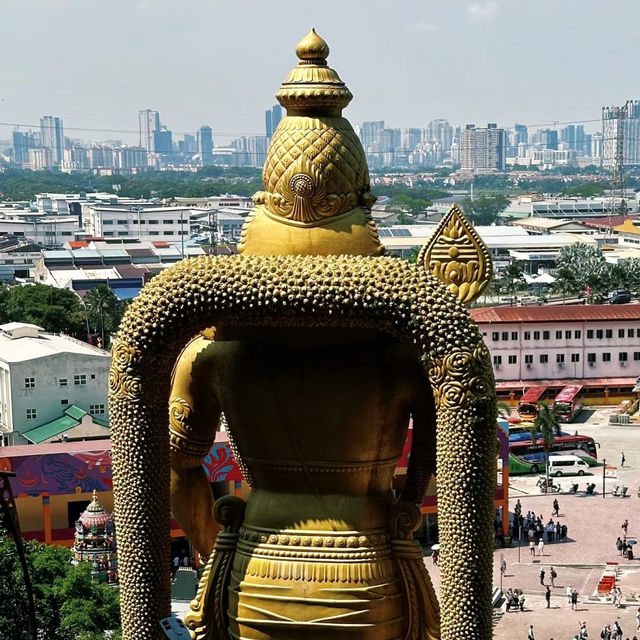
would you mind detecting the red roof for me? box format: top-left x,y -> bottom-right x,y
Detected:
152,241 -> 170,248
582,215 -> 638,229
68,241 -> 88,249
470,304 -> 640,324
496,377 -> 637,390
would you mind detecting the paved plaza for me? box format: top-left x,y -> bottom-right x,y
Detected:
424,408 -> 640,639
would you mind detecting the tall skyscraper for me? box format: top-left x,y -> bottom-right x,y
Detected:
602,100 -> 640,167
40,116 -> 64,166
138,109 -> 160,153
359,121 -> 385,150
537,128 -> 558,151
460,123 -> 506,171
12,130 -> 37,166
153,127 -> 173,154
513,124 -> 528,147
197,125 -> 214,165
265,104 -> 284,139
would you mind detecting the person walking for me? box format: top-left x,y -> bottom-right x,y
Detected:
500,557 -> 507,578
540,568 -> 545,585
538,538 -> 545,556
571,588 -> 579,611
545,585 -> 551,608
550,566 -> 557,587
552,498 -> 560,517
622,519 -> 629,536
567,585 -> 573,605
621,452 -> 626,467
613,619 -> 623,640
601,624 -> 612,640
530,539 -> 536,556
527,624 -> 535,640
579,621 -> 588,639
636,605 -> 640,630
617,537 -> 623,556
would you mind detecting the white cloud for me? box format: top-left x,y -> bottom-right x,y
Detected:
405,21 -> 440,34
467,1 -> 498,20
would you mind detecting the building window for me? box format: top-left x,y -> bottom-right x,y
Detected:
555,331 -> 562,339
540,354 -> 548,363
524,331 -> 531,340
163,231 -> 174,236
493,355 -> 502,365
91,374 -> 95,379
511,331 -> 518,340
148,220 -> 159,225
534,331 -> 540,340
26,409 -> 37,419
59,378 -> 67,386
117,219 -> 127,225
571,353 -> 580,363
90,404 -> 105,415
149,231 -> 160,236
565,330 -> 572,339
606,329 -> 613,339
619,329 -> 625,338
492,332 -> 499,341
556,354 -> 565,363
103,219 -> 114,225
543,331 -> 550,340
508,355 -> 517,364
634,352 -> 640,361
24,377 -> 35,388
587,353 -> 596,363
619,352 -> 628,362
596,329 -> 603,339
525,354 -> 533,364
587,330 -> 594,339
61,399 -> 68,405
162,220 -> 174,224
74,374 -> 87,386
629,329 -> 635,338
603,352 -> 611,362
575,330 -> 581,339
501,332 -> 509,341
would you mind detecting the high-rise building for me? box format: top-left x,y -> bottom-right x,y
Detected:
359,121 -> 385,150
40,116 -> 64,166
460,123 -> 506,171
179,134 -> 197,154
12,131 -> 37,166
537,128 -> 558,151
602,100 -> 640,167
513,124 -> 528,148
427,119 -> 454,155
560,124 -> 586,156
138,109 -> 160,153
153,128 -> 173,154
265,104 -> 284,139
197,125 -> 214,165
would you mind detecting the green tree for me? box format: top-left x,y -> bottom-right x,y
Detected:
556,244 -> 609,301
553,265 -> 578,303
534,403 -> 561,486
501,263 -> 525,301
459,194 -> 510,225
84,284 -> 123,347
2,284 -> 85,336
0,532 -> 120,639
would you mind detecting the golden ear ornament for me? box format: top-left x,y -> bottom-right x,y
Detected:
418,204 -> 493,305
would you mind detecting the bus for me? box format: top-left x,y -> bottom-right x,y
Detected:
517,386 -> 547,420
552,385 -> 585,422
509,434 -> 598,475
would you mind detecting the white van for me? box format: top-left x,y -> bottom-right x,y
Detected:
547,455 -> 590,477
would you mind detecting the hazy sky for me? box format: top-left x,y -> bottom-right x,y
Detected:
2,0 -> 639,144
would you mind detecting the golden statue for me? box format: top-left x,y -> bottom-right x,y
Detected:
109,30 -> 496,640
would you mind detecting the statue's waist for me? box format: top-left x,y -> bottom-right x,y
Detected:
242,489 -> 394,531
241,454 -> 400,494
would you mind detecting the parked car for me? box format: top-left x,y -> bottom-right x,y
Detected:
610,290 -> 631,304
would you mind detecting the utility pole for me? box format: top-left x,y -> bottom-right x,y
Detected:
602,457 -> 606,498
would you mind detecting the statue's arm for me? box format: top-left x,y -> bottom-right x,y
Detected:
169,336 -> 221,559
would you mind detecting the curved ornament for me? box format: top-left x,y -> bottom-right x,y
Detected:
419,204 -> 493,305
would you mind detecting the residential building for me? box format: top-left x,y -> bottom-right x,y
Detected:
138,109 -> 160,153
12,130 -> 38,166
536,128 -> 558,151
513,124 -> 528,147
197,125 -> 213,165
265,104 -> 284,139
153,127 -> 173,154
460,123 -> 506,171
602,100 -> 640,167
40,116 -> 64,166
0,322 -> 110,445
470,305 -> 640,400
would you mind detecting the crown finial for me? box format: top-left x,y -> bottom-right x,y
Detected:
296,28 -> 330,64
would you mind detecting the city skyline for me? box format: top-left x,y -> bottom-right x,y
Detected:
2,1 -> 640,146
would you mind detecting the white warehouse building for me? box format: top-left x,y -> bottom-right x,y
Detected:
0,323 -> 110,445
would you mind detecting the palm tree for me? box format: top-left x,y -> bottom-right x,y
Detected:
501,263 -> 525,304
553,266 -> 577,304
534,403 -> 561,486
84,284 -> 119,347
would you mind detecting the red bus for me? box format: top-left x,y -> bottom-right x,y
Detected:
517,386 -> 547,420
553,385 -> 585,422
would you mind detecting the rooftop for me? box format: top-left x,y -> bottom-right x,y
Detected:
470,304 -> 640,324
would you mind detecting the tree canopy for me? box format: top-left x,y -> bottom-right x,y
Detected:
0,533 -> 121,640
460,194 -> 510,226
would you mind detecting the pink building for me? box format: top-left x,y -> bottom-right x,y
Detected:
470,305 -> 640,402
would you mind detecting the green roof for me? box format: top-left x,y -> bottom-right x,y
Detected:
22,405 -> 108,444
23,416 -> 78,444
